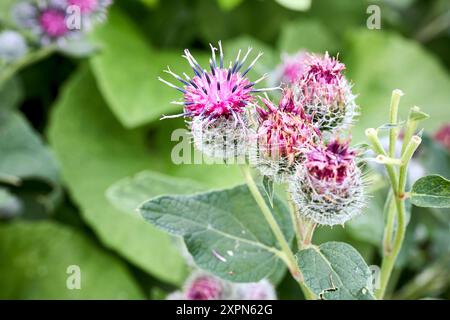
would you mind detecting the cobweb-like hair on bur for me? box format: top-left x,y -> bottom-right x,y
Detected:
288,139 -> 366,226
294,52 -> 358,133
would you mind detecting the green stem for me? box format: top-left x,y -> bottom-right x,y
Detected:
388,89 -> 403,157
375,136 -> 421,299
377,196 -> 406,299
287,192 -> 303,249
240,165 -> 315,300
382,194 -> 396,254
0,45 -> 56,87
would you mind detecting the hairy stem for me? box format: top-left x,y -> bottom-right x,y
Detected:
240,165 -> 315,300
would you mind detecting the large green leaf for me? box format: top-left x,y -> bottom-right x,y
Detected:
0,221 -> 143,299
410,175 -> 450,208
345,30 -> 450,142
296,242 -> 374,300
48,66 -> 187,285
0,111 -> 59,187
89,8 -> 206,128
107,170 -> 205,216
139,184 -> 293,283
0,77 -> 23,111
48,66 -> 243,284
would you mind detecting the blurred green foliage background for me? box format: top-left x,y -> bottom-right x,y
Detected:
0,0 -> 449,299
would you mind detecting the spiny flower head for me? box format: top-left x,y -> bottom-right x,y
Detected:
13,0 -> 73,44
160,41 -> 270,122
12,0 -> 112,45
295,52 -> 357,133
434,123 -> 450,151
289,139 -> 365,226
160,42 -> 274,159
273,51 -> 308,85
249,88 -> 320,182
305,139 -> 356,183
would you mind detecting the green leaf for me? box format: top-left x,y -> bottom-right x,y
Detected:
107,170 -> 205,215
278,19 -> 339,54
217,0 -> 243,11
139,184 -> 293,283
0,221 -> 143,299
296,242 -> 374,300
275,0 -> 311,11
410,175 -> 450,208
48,66 -> 187,285
0,111 -> 59,188
0,76 -> 23,111
140,0 -> 159,8
408,106 -> 430,122
89,8 -> 207,128
262,176 -> 274,208
345,30 -> 450,141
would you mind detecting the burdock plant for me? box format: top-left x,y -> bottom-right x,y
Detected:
141,42 -> 450,300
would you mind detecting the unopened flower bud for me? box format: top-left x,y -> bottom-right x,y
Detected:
249,88 -> 320,182
289,139 -> 365,226
294,52 -> 358,133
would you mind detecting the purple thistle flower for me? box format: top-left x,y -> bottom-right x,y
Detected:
294,52 -> 358,133
289,139 -> 365,226
160,42 -> 274,159
305,139 -> 356,183
181,272 -> 233,300
249,88 -> 320,182
13,1 -> 74,45
166,271 -> 276,300
12,0 -> 111,46
160,41 -> 270,122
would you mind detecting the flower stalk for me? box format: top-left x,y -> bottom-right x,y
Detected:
370,90 -> 423,300
240,165 -> 315,300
